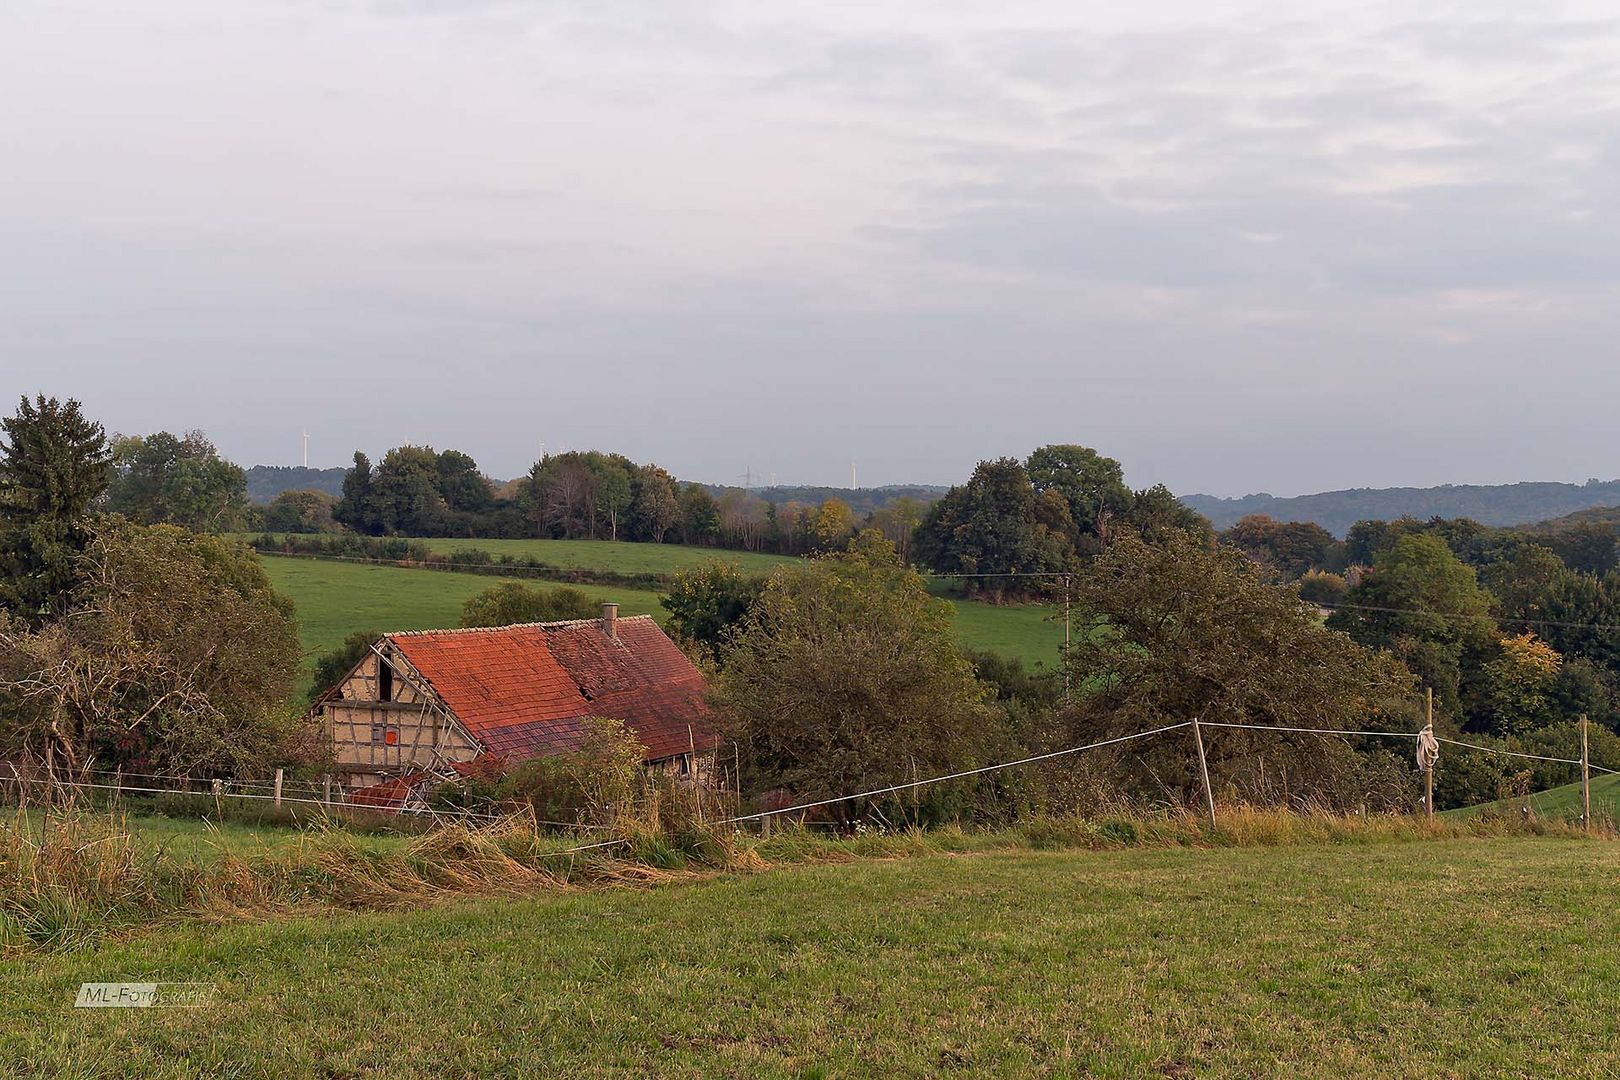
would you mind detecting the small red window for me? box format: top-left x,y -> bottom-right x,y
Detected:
384,728 -> 399,746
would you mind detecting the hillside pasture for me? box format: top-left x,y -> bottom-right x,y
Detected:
258,555 -> 1065,672
258,556 -> 670,662
1448,770 -> 1620,823
410,535 -> 798,576
9,835 -> 1620,1077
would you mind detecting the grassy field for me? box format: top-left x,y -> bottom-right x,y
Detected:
410,536 -> 798,576
9,834 -> 1620,1077
259,556 -> 671,661
260,555 -> 1064,671
1448,770 -> 1620,822
4,808 -> 407,861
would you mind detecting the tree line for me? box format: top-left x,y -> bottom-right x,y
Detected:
321,444 -> 927,557
9,392 -> 1620,817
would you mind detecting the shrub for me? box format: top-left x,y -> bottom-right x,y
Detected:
459,582 -> 598,628
430,718 -> 647,826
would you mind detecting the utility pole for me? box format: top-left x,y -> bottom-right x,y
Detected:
301,429 -> 309,468
851,461 -> 857,490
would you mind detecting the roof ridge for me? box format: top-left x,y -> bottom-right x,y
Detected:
384,614 -> 656,638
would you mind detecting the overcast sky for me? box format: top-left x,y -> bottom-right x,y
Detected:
3,1 -> 1618,495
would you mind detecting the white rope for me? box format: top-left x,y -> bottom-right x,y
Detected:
1198,721 -> 1420,739
723,721 -> 1193,824
1434,736 -> 1581,767
1195,720 -> 1590,770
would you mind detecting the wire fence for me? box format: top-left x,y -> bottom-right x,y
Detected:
4,714 -> 1608,854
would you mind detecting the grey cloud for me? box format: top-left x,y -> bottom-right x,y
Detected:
7,0 -> 1620,494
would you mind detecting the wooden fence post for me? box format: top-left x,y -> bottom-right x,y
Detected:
1582,713 -> 1591,833
1192,716 -> 1216,831
274,767 -> 284,809
1425,687 -> 1435,824
323,774 -> 332,807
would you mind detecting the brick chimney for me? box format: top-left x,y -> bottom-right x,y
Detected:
601,602 -> 619,641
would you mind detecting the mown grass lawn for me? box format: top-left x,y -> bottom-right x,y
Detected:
9,836 -> 1620,1078
259,554 -> 1064,672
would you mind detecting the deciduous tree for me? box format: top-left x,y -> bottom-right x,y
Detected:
105,430 -> 248,532
1064,531 -> 1419,810
0,521 -> 306,774
715,532 -> 995,820
458,582 -> 597,628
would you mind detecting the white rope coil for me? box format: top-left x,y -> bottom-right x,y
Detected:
1415,725 -> 1441,771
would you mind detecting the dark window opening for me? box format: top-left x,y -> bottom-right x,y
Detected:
378,661 -> 393,703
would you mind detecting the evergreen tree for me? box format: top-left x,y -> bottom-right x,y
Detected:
334,451 -> 380,534
0,395 -> 112,625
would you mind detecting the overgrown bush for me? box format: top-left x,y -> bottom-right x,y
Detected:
0,520 -> 312,775
429,718 -> 647,825
459,582 -> 598,628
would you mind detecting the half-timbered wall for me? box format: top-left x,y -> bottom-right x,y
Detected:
322,647 -> 478,787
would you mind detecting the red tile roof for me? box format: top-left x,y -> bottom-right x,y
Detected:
385,616 -> 715,764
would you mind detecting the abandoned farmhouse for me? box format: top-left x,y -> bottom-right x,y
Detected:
314,604 -> 717,803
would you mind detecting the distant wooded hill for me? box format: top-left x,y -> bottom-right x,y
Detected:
245,466 -> 348,505
1182,481 -> 1620,536
698,483 -> 948,516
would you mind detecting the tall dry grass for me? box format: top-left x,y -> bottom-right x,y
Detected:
0,800 -> 1605,953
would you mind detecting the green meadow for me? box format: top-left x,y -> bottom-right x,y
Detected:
10,834 -> 1620,1078
257,554 -> 1065,672
1446,769 -> 1620,823
409,535 -> 798,576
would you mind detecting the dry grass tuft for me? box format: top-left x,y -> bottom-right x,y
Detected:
0,800 -> 1608,953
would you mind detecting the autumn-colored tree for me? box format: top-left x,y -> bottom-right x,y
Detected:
1478,633 -> 1562,736
810,497 -> 855,551
867,496 -> 923,562
1221,514 -> 1340,579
